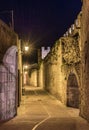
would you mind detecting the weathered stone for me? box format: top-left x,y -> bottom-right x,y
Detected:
80,0 -> 89,122
61,37 -> 81,65
28,1 -> 89,123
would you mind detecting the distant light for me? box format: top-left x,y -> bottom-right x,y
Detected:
24,71 -> 28,74
24,65 -> 28,69
24,46 -> 29,52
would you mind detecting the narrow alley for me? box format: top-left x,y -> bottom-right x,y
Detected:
0,86 -> 89,130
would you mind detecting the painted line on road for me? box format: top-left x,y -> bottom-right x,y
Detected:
32,101 -> 51,130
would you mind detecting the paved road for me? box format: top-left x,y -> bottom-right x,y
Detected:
0,86 -> 89,130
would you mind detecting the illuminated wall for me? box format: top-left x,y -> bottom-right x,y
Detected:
42,37 -> 81,105
38,13 -> 81,106
80,0 -> 89,121
29,69 -> 37,87
37,61 -> 44,88
43,40 -> 65,102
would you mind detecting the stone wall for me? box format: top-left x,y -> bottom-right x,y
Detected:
38,12 -> 81,107
29,69 -> 38,87
43,40 -> 66,102
42,34 -> 81,105
38,61 -> 44,88
31,1 -> 89,122
80,0 -> 89,121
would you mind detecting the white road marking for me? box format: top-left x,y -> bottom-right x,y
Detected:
32,100 -> 51,130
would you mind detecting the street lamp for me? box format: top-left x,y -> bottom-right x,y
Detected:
24,46 -> 29,52
20,45 -> 29,55
18,40 -> 30,97
24,65 -> 28,69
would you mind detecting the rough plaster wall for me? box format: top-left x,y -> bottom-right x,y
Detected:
30,69 -> 37,87
24,73 -> 30,85
44,63 -> 58,94
38,61 -> 44,88
80,0 -> 89,121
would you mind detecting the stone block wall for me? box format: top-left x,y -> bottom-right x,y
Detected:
80,0 -> 89,121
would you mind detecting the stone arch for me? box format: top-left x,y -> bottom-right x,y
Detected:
0,45 -> 18,121
67,72 -> 80,108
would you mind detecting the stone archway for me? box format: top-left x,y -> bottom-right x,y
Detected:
67,73 -> 80,108
0,45 -> 18,121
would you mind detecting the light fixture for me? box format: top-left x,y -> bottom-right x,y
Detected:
24,65 -> 28,69
24,71 -> 28,74
24,46 -> 29,52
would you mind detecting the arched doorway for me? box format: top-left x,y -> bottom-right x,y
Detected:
0,46 -> 18,121
67,73 -> 79,108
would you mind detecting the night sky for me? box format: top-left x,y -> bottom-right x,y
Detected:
0,0 -> 82,63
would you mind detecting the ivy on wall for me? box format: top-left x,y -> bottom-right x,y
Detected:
61,37 -> 81,65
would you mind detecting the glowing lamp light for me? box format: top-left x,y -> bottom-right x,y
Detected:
25,71 -> 28,74
24,46 -> 29,52
24,65 -> 28,69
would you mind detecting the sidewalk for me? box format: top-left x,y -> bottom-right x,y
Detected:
0,86 -> 89,130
